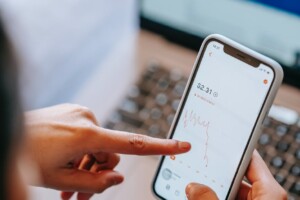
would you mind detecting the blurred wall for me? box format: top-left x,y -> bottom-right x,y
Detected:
1,0 -> 138,110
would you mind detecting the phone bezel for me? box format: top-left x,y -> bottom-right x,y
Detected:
152,36 -> 278,200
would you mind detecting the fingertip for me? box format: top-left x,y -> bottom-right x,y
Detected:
185,183 -> 218,200
178,141 -> 192,152
246,149 -> 274,183
61,191 -> 74,200
108,171 -> 124,185
114,175 -> 124,185
185,182 -> 198,196
185,183 -> 192,195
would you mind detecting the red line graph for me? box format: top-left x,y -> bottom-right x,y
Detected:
183,109 -> 210,167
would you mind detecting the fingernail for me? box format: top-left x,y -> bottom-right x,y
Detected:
186,183 -> 192,194
178,141 -> 191,150
185,183 -> 193,199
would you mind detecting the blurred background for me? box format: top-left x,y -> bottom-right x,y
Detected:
0,0 -> 299,199
0,0 -> 138,111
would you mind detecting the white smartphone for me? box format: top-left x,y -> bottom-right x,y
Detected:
152,34 -> 283,200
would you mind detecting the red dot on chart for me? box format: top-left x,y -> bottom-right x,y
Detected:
170,155 -> 176,160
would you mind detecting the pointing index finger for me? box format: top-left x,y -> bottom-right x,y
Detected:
90,127 -> 191,155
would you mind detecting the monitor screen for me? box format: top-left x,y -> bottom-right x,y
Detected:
141,0 -> 300,70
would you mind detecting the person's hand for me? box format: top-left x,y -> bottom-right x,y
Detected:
24,104 -> 191,200
186,183 -> 218,200
185,150 -> 287,200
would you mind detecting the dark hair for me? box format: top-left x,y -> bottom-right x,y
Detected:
0,19 -> 22,199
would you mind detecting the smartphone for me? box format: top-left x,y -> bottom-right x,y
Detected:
152,34 -> 283,200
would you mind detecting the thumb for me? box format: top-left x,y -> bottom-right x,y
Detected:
186,183 -> 218,200
57,169 -> 124,194
245,150 -> 274,184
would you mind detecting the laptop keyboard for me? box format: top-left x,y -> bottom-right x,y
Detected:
104,63 -> 300,199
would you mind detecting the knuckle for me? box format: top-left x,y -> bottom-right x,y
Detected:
73,126 -> 97,143
66,104 -> 99,125
129,134 -> 147,153
79,106 -> 93,116
79,126 -> 97,136
71,104 -> 91,116
79,107 -> 98,124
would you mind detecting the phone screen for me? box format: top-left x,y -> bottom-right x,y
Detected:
154,40 -> 275,199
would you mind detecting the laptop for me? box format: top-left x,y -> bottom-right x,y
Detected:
101,1 -> 300,200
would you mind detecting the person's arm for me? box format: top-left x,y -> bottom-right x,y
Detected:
24,104 -> 191,200
185,150 -> 287,200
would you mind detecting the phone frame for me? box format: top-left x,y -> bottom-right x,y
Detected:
152,34 -> 283,200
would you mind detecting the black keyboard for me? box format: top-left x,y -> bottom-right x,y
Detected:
105,63 -> 300,199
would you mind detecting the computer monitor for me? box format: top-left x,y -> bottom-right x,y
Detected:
140,0 -> 300,88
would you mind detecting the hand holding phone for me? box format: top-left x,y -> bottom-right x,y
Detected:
153,34 -> 283,200
185,150 -> 287,200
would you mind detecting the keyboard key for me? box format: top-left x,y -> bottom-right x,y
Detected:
276,125 -> 289,137
172,99 -> 181,112
150,108 -> 162,120
128,85 -> 140,98
146,61 -> 159,73
148,124 -> 160,136
173,81 -> 186,97
259,133 -> 270,145
262,117 -> 271,127
271,156 -> 285,168
274,173 -> 286,185
276,141 -> 290,152
156,93 -> 168,106
289,182 -> 300,195
139,108 -> 150,120
157,78 -> 169,90
290,165 -> 300,177
120,99 -> 139,113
